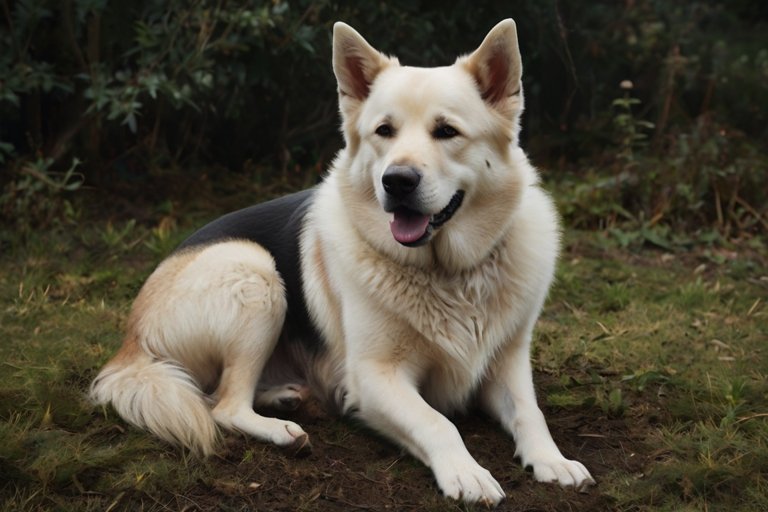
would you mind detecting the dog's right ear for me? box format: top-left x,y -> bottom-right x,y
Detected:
332,23 -> 394,107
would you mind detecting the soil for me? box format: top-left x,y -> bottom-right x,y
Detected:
147,373 -> 650,512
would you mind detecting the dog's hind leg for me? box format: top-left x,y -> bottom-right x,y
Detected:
213,366 -> 310,454
194,242 -> 310,454
92,240 -> 310,455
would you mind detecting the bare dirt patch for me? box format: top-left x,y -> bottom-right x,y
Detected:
124,373 -> 650,512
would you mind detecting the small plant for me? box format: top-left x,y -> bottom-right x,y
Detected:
143,216 -> 180,257
0,157 -> 84,234
612,80 -> 656,173
99,219 -> 139,253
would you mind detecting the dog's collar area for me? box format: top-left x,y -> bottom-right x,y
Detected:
391,190 -> 465,247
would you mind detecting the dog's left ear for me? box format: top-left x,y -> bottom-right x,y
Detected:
461,19 -> 523,116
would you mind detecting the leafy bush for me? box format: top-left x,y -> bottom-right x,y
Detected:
0,0 -> 765,235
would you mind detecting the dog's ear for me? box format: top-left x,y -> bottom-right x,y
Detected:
332,23 -> 393,104
461,19 -> 523,116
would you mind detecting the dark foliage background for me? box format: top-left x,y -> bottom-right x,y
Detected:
1,0 -> 766,238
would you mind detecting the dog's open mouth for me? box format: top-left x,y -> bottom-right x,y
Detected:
389,190 -> 465,247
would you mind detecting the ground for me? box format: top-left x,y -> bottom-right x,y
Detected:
137,393 -> 640,512
1,218 -> 766,511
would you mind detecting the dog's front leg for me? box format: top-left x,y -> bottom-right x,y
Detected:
347,357 -> 505,506
480,327 -> 595,489
340,297 -> 504,505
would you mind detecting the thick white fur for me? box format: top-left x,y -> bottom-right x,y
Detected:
90,241 -> 308,455
90,19 -> 593,506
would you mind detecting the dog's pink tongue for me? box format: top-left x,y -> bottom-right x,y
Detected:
390,210 -> 430,244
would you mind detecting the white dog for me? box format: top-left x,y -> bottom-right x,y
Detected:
91,19 -> 594,506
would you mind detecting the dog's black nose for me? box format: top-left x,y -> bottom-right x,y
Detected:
382,166 -> 421,198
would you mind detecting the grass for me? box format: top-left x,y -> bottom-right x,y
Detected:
537,231 -> 768,510
0,216 -> 766,511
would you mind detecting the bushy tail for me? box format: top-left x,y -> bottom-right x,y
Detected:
90,347 -> 218,456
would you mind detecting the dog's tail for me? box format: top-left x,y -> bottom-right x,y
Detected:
90,338 -> 218,456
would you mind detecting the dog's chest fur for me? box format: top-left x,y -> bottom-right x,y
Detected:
352,236 -> 530,411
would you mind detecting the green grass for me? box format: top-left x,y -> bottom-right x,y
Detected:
0,221 -> 766,511
537,231 -> 768,511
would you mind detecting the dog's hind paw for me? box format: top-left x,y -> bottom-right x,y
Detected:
530,457 -> 595,490
265,419 -> 313,457
255,383 -> 309,411
281,424 -> 312,458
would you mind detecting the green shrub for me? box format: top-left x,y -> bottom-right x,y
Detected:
0,0 -> 765,235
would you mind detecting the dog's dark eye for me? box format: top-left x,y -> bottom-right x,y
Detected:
375,124 -> 394,138
433,124 -> 460,139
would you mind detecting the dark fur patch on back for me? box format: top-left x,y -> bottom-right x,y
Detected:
177,188 -> 318,344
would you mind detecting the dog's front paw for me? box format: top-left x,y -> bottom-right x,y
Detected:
433,457 -> 505,507
530,457 -> 594,490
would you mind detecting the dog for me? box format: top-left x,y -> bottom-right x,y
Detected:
90,19 -> 594,506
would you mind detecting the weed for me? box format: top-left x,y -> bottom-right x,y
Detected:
612,81 -> 655,173
675,278 -> 714,310
602,282 -> 632,312
143,216 -> 180,256
98,220 -> 139,253
0,157 -> 84,234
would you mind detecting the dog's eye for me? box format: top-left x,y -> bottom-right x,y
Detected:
375,124 -> 394,138
433,124 -> 460,139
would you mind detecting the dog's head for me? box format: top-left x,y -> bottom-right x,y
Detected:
332,20 -> 530,269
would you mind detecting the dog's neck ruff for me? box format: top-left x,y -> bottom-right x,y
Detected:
390,190 -> 465,247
